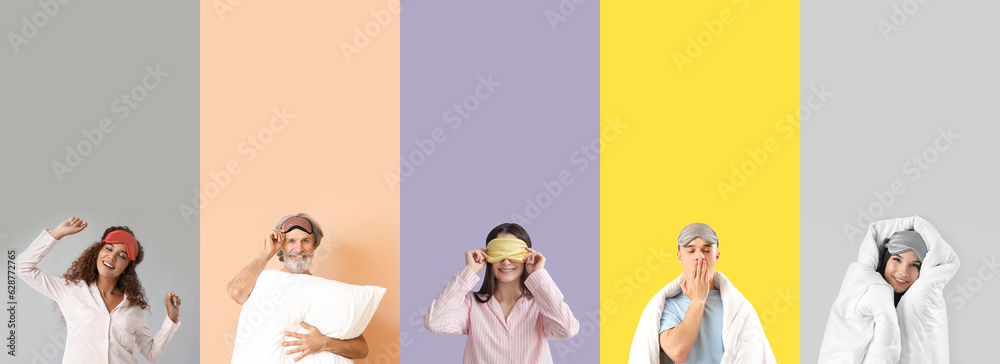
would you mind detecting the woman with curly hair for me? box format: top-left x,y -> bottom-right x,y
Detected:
16,216 -> 182,364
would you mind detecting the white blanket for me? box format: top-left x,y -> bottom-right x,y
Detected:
819,215 -> 959,364
628,271 -> 776,364
231,270 -> 386,364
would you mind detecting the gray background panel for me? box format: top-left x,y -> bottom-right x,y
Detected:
802,0 -> 1000,362
1,1 -> 199,363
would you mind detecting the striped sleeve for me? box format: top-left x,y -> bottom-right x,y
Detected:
525,268 -> 580,340
424,266 -> 479,335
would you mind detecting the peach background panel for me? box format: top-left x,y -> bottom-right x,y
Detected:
200,0 -> 400,363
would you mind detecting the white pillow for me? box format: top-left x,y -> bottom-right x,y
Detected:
231,270 -> 386,364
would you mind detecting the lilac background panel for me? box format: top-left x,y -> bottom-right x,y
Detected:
400,1 -> 599,363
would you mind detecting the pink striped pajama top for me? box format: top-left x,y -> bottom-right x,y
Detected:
424,266 -> 580,364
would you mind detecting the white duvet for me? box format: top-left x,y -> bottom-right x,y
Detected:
628,271 -> 776,364
231,270 -> 386,364
819,215 -> 959,363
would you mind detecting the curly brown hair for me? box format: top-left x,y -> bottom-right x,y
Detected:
61,226 -> 149,310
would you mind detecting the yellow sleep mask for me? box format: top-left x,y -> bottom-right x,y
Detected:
485,238 -> 529,263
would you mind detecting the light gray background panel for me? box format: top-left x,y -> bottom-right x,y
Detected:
802,0 -> 1000,362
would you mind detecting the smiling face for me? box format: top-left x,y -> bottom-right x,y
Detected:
282,229 -> 315,274
490,232 -> 525,283
677,238 -> 720,278
96,243 -> 131,279
884,250 -> 921,293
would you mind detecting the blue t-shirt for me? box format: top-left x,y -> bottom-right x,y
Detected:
658,290 -> 724,364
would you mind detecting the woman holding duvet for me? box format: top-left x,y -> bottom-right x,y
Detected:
423,223 -> 580,363
819,215 -> 959,364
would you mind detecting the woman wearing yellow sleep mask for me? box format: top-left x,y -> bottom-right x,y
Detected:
423,223 -> 580,363
466,230 -> 541,297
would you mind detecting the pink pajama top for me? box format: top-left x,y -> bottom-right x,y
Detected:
424,267 -> 580,364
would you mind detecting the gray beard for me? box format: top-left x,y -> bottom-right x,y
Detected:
284,255 -> 312,273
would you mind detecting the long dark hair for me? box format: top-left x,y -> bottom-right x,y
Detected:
61,226 -> 149,310
875,246 -> 891,278
474,223 -> 533,303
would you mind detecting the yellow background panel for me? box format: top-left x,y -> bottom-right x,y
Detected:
600,0 -> 799,362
